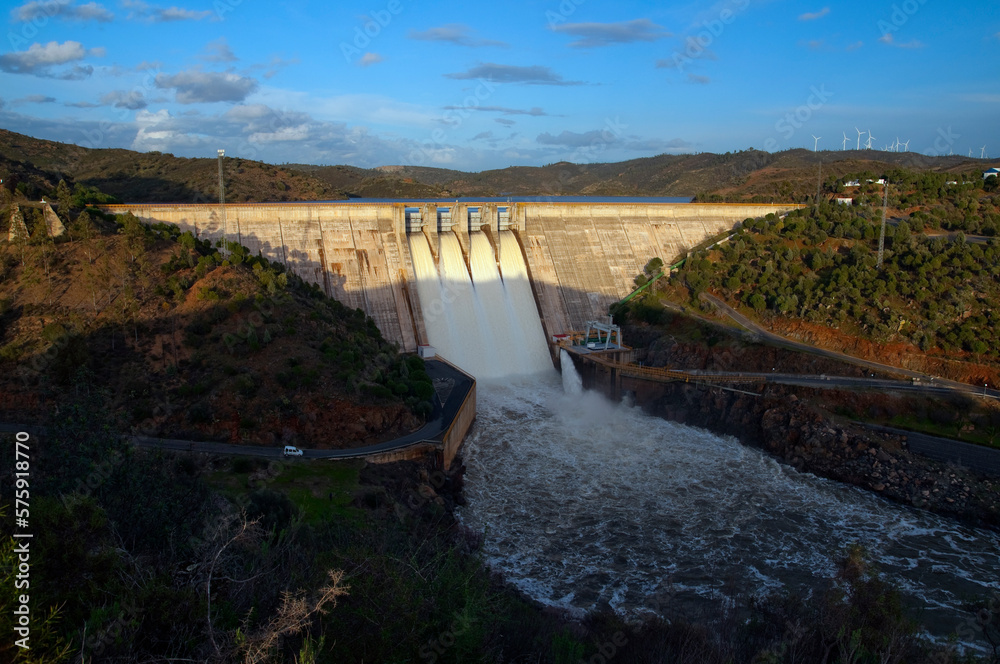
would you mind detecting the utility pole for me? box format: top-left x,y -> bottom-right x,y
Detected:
814,160 -> 822,215
218,149 -> 227,256
877,179 -> 888,268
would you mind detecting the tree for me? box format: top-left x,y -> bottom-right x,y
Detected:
54,179 -> 73,216
71,210 -> 99,263
643,257 -> 664,276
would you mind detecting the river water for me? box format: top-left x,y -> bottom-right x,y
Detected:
457,366 -> 1000,644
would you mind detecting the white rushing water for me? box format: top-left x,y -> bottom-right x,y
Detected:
458,371 -> 1000,641
497,231 -> 551,374
408,230 -> 551,380
560,349 -> 583,395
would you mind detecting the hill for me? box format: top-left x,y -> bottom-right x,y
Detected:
0,205 -> 435,446
300,150 -> 987,201
1,128 -> 992,205
626,166 -> 1000,387
0,129 -> 346,203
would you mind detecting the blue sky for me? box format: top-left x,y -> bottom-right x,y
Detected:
0,0 -> 997,170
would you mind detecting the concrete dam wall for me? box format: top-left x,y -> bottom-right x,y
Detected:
102,201 -> 801,357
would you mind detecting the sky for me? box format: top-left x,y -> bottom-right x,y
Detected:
0,0 -> 997,171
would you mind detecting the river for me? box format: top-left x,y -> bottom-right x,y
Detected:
457,367 -> 1000,647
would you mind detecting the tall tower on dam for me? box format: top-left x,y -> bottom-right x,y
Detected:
101,200 -> 802,365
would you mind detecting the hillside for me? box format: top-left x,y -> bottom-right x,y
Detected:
649,167 -> 1000,386
0,129 -> 346,203
300,150 -> 987,201
0,205 -> 435,446
2,128 -> 992,205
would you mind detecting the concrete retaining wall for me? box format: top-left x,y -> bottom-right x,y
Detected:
440,379 -> 476,470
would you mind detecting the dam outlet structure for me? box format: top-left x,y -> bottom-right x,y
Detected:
103,200 -> 801,377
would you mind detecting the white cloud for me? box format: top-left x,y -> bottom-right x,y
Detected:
445,63 -> 583,86
879,33 -> 924,48
551,19 -> 670,48
408,24 -> 508,48
16,94 -> 57,104
131,109 -> 205,152
200,38 -> 237,63
12,1 -> 113,22
101,90 -> 147,109
358,52 -> 384,67
798,7 -> 829,21
122,0 -> 211,23
155,69 -> 259,103
0,40 -> 104,78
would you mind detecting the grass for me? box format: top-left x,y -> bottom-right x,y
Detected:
886,413 -> 1000,450
206,457 -> 365,526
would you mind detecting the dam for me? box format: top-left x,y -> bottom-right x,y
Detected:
102,199 -> 801,374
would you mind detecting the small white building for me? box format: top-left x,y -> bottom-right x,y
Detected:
845,180 -> 861,187
983,168 -> 1000,179
835,197 -> 854,206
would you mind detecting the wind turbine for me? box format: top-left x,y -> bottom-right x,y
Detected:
855,127 -> 864,151
866,130 -> 876,150
982,146 -> 988,159
842,132 -> 849,150
902,139 -> 909,152
812,135 -> 822,151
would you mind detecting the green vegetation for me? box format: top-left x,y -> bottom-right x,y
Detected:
674,169 -> 1000,358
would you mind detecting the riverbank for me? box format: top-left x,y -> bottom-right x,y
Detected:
567,322 -> 1000,530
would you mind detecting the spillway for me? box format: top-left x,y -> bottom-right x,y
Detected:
408,230 -> 551,380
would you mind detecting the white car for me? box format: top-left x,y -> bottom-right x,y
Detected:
283,445 -> 303,457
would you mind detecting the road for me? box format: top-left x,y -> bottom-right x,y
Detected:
698,292 -> 999,400
0,358 -> 475,461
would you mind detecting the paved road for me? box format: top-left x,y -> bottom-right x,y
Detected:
0,359 -> 475,461
699,292 -> 999,401
677,370 -> 971,396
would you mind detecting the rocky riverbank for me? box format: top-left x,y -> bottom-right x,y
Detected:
639,380 -> 1000,529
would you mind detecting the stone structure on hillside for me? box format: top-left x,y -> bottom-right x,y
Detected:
8,205 -> 28,243
41,202 -> 66,237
